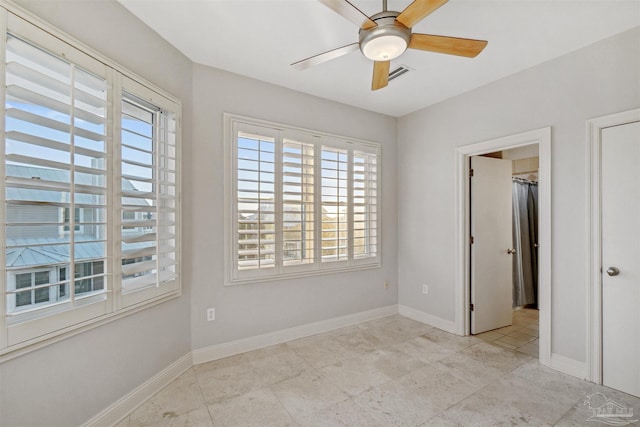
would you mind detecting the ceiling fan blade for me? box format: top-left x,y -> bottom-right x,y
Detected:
372,60 -> 390,91
318,0 -> 377,29
396,0 -> 449,28
291,43 -> 359,71
409,33 -> 488,58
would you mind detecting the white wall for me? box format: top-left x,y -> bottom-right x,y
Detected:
0,1 -> 193,426
189,64 -> 398,350
397,27 -> 640,363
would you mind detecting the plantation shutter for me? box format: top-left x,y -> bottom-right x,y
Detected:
2,15 -> 109,343
352,150 -> 378,262
282,137 -> 315,268
226,115 -> 380,284
119,77 -> 180,307
233,123 -> 278,279
320,147 -> 348,263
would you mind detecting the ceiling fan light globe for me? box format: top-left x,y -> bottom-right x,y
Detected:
362,35 -> 407,61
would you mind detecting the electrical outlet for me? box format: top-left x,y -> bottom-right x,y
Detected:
384,280 -> 390,289
206,308 -> 216,321
422,284 -> 429,294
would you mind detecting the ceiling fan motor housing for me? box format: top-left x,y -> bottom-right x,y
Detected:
359,11 -> 411,61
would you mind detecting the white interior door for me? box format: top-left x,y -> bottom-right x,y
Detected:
470,156 -> 514,334
602,121 -> 640,398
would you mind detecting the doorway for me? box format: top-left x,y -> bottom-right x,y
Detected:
588,108 -> 640,395
469,147 -> 540,359
454,127 -> 551,367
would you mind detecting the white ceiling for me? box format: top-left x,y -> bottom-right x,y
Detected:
117,0 -> 640,117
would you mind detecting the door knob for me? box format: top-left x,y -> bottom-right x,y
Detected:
507,248 -> 516,255
606,267 -> 620,277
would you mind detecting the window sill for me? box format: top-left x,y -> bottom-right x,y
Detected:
227,262 -> 381,286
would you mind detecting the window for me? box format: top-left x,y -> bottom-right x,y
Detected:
119,86 -> 179,307
73,261 -> 104,295
61,207 -> 82,232
226,115 -> 380,283
13,270 -> 51,309
0,10 -> 181,354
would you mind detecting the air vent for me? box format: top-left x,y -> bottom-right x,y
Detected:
388,65 -> 412,82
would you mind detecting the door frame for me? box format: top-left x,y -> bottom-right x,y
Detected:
454,127 -> 551,367
587,108 -> 640,384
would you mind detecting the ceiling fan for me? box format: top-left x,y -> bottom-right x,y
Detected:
291,0 -> 488,91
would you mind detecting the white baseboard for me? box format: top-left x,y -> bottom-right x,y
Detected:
550,353 -> 588,380
398,305 -> 458,334
82,352 -> 193,427
192,304 -> 398,365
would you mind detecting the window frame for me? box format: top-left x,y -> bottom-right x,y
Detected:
7,268 -> 56,312
224,113 -> 381,285
0,5 -> 182,358
60,207 -> 83,234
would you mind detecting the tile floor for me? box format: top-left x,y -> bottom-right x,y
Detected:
475,307 -> 539,358
116,313 -> 640,427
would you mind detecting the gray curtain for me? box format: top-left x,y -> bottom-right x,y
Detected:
512,179 -> 538,307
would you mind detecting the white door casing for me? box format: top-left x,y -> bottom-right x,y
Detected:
601,121 -> 640,398
455,127 -> 551,367
470,156 -> 513,334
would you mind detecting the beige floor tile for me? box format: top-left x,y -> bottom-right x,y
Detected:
392,336 -> 453,363
129,369 -> 207,427
516,340 -> 539,357
270,370 -> 350,419
362,317 -> 433,346
439,394 -> 550,426
207,388 -> 295,427
432,354 -> 503,390
139,407 -> 213,427
420,414 -> 462,426
396,363 -> 482,411
491,340 -> 518,350
364,345 -> 429,379
249,349 -> 313,386
194,357 -> 264,404
460,341 -> 532,373
294,397 -> 384,427
512,316 -> 533,326
430,342 -> 530,390
520,324 -> 539,337
493,324 -> 522,335
474,330 -> 504,342
476,362 -> 591,424
319,354 -> 392,395
495,331 -> 536,347
421,328 -> 482,352
331,328 -> 385,354
353,379 -> 441,427
289,334 -> 357,369
391,316 -> 436,336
